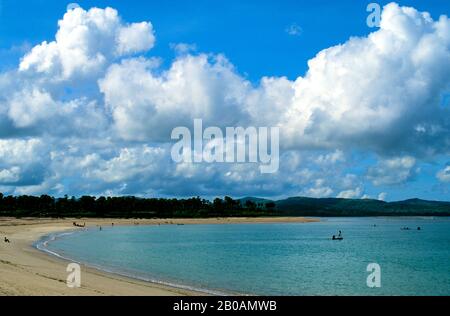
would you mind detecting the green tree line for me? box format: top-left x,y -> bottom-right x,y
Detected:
0,193 -> 277,218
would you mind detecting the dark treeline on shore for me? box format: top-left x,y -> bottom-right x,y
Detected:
0,193 -> 276,218
1,193 -> 450,218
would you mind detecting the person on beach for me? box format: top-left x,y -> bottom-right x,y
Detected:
4,237 -> 10,243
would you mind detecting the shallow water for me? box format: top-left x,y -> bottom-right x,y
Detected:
37,217 -> 450,295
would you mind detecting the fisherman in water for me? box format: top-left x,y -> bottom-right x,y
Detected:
332,231 -> 343,240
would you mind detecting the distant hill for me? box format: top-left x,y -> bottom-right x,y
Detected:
243,197 -> 450,216
239,197 -> 273,205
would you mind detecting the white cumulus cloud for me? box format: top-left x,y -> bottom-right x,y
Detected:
337,187 -> 363,199
437,166 -> 450,182
367,156 -> 417,186
19,7 -> 155,81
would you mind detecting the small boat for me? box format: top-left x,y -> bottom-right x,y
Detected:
332,235 -> 344,241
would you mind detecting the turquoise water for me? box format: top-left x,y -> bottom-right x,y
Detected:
37,217 -> 450,296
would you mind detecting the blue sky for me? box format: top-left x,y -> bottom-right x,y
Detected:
1,0 -> 448,78
0,1 -> 449,201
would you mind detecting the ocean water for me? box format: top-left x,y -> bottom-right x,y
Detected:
37,217 -> 450,296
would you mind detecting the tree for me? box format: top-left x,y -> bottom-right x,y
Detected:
266,202 -> 276,210
213,198 -> 224,211
245,200 -> 257,211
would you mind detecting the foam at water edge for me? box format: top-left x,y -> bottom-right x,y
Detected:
34,230 -> 240,296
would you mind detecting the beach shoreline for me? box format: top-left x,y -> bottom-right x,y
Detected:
0,217 -> 318,296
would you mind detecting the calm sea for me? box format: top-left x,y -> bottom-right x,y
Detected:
36,217 -> 450,295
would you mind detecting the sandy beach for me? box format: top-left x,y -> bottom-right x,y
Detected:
0,217 -> 317,296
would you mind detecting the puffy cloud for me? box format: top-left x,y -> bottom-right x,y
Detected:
5,87 -> 109,137
19,7 -> 155,81
367,156 -> 417,186
305,187 -> 334,198
437,166 -> 450,182
89,146 -> 167,183
116,22 -> 155,55
0,138 -> 46,164
0,139 -> 49,186
8,88 -> 57,128
303,179 -> 334,198
99,54 -> 250,141
378,192 -> 388,201
337,187 -> 363,199
245,76 -> 295,128
0,167 -> 21,184
279,3 -> 450,155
